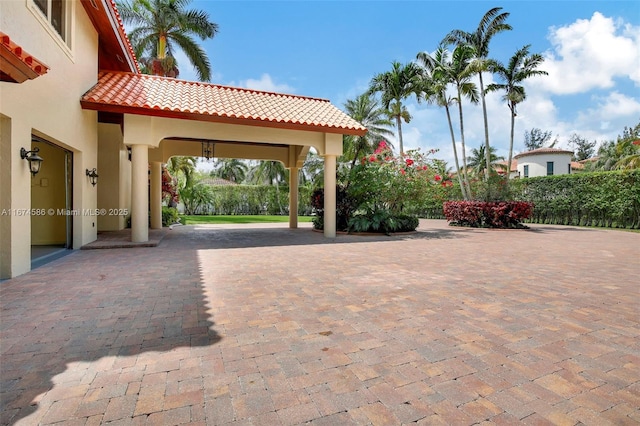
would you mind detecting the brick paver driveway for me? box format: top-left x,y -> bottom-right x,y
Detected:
1,220 -> 638,425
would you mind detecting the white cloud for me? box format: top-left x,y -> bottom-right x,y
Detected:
595,91 -> 640,118
229,74 -> 296,94
535,12 -> 640,95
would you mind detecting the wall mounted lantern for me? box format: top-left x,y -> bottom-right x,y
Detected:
86,168 -> 99,186
20,147 -> 44,176
202,141 -> 214,161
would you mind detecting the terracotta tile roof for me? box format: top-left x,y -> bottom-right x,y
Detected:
496,159 -> 518,172
514,147 -> 573,159
0,32 -> 49,83
81,71 -> 367,135
201,177 -> 239,186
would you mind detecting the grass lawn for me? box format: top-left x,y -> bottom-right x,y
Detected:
179,215 -> 314,225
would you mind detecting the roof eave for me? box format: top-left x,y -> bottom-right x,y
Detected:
80,0 -> 139,73
514,148 -> 574,159
0,32 -> 49,83
80,100 -> 367,136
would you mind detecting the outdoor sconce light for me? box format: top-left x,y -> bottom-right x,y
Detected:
20,147 -> 44,176
86,168 -> 99,186
127,146 -> 132,161
202,141 -> 214,161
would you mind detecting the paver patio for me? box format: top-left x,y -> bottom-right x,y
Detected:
1,219 -> 638,425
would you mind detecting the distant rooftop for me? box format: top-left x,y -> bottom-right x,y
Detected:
514,147 -> 573,159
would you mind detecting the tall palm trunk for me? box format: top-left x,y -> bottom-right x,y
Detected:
479,73 -> 492,182
157,34 -> 167,59
445,104 -> 469,200
506,103 -> 516,181
457,87 -> 471,198
396,115 -> 404,155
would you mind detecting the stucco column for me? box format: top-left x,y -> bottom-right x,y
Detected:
150,161 -> 162,229
130,144 -> 149,242
288,167 -> 299,229
323,155 -> 337,238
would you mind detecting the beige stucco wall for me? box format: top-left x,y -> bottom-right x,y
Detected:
0,115 -> 13,278
126,114 -> 341,168
517,153 -> 572,178
97,123 -> 131,231
0,1 -> 100,277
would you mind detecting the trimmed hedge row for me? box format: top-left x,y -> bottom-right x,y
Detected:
203,185 -> 314,216
443,201 -> 533,228
509,170 -> 640,229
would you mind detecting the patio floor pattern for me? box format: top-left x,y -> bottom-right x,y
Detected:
1,220 -> 638,425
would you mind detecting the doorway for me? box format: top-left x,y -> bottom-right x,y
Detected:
30,136 -> 73,268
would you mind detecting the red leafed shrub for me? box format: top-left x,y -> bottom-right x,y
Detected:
443,201 -> 534,228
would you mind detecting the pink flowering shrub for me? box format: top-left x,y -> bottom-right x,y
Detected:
349,141 -> 441,214
340,141 -> 442,233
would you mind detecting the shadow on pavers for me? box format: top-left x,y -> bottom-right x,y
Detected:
176,224 -> 464,251
0,243 -> 222,425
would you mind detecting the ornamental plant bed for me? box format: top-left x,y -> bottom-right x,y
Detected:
311,141 -> 443,235
443,201 -> 534,229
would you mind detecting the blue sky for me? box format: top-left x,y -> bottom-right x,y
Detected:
172,1 -> 640,166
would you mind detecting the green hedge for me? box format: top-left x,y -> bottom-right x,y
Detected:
509,170 -> 640,229
204,185 -> 314,216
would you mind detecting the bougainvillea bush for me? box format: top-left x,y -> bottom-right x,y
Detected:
312,141 -> 442,234
443,201 -> 534,228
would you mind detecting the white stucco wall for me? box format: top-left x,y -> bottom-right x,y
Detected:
516,153 -> 572,178
0,0 -> 100,277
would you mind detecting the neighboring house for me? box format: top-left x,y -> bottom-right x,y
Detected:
571,161 -> 585,172
496,159 -> 519,179
0,0 -> 365,279
201,177 -> 238,187
514,147 -> 574,178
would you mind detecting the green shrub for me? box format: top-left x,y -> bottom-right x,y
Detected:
310,186 -> 355,231
311,142 -> 441,233
348,211 -> 419,234
205,185 -> 314,216
162,206 -> 179,226
509,170 -> 640,228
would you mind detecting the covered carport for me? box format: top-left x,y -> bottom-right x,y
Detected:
80,71 -> 366,240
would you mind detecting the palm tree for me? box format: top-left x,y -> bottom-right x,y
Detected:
446,7 -> 512,180
417,46 -> 474,199
613,138 -> 640,170
166,156 -> 197,189
486,45 -> 547,180
211,158 -> 248,183
368,61 -> 424,155
449,45 -> 480,198
342,93 -> 394,170
249,160 -> 288,214
180,180 -> 213,214
301,151 -> 324,188
466,145 -> 505,177
117,0 -> 219,81
591,123 -> 640,171
249,161 -> 287,186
